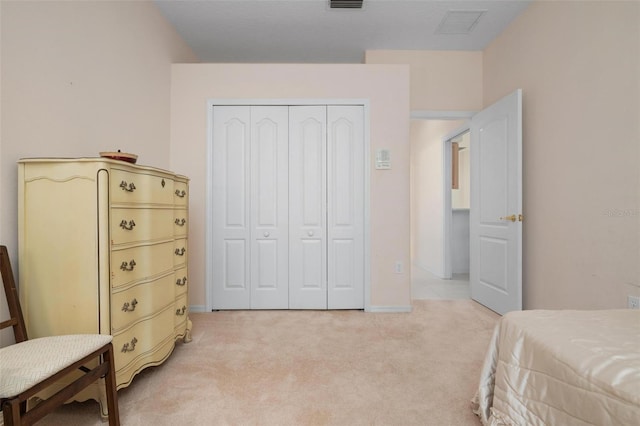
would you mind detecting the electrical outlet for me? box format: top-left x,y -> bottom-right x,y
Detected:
394,261 -> 403,274
628,295 -> 640,309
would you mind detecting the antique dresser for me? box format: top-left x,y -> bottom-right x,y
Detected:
17,158 -> 191,414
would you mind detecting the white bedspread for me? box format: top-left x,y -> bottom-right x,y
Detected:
472,309 -> 640,425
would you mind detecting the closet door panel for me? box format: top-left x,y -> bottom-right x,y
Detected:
211,103 -> 365,311
327,106 -> 364,309
250,106 -> 289,309
212,106 -> 251,309
289,106 -> 327,309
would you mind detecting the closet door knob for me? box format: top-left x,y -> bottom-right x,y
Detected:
307,231 -> 314,237
263,231 -> 270,237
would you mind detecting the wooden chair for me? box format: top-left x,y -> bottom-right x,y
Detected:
0,245 -> 120,425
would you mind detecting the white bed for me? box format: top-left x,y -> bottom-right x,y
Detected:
472,309 -> 640,425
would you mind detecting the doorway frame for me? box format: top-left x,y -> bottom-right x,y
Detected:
410,110 -> 475,281
205,98 -> 372,312
442,124 -> 471,279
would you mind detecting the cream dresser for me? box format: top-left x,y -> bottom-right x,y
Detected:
17,158 -> 191,414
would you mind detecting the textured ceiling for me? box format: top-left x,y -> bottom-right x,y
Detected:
154,0 -> 533,63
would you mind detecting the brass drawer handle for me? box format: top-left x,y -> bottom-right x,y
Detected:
176,277 -> 187,286
176,306 -> 187,316
120,260 -> 136,271
119,181 -> 136,192
119,219 -> 136,230
121,337 -> 138,353
175,189 -> 187,198
122,298 -> 138,312
174,218 -> 186,226
175,248 -> 186,256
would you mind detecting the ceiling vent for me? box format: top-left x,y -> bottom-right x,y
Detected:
436,10 -> 486,34
330,0 -> 364,9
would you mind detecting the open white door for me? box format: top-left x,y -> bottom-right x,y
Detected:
470,90 -> 522,315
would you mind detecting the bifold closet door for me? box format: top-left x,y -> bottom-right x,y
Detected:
327,106 -> 364,309
289,106 -> 327,309
250,107 -> 289,309
289,105 -> 365,309
212,106 -> 289,310
212,104 -> 364,310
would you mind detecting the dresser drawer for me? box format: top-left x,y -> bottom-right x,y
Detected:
173,208 -> 188,238
174,293 -> 188,329
174,293 -> 188,327
115,334 -> 175,389
111,272 -> 175,331
111,242 -> 174,288
111,169 -> 173,205
173,238 -> 188,268
174,180 -> 188,207
174,266 -> 188,297
111,208 -> 174,246
113,304 -> 175,378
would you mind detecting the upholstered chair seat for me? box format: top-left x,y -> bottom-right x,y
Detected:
0,245 -> 119,425
0,334 -> 113,398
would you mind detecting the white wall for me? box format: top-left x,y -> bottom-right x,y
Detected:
367,51 -> 483,281
0,0 -> 6,347
365,50 -> 482,111
0,0 -> 196,255
451,133 -> 470,275
451,209 -> 470,274
410,119 -> 465,277
170,64 -> 411,310
484,0 -> 640,309
0,0 -> 197,344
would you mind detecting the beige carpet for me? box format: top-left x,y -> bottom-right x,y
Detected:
42,300 -> 499,425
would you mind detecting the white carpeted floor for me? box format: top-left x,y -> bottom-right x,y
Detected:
37,300 -> 498,426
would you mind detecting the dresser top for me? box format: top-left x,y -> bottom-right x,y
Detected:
18,157 -> 189,181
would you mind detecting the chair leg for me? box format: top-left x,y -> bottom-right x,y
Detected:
2,399 -> 23,425
103,343 -> 120,426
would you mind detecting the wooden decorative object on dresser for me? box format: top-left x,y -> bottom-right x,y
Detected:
17,158 -> 191,416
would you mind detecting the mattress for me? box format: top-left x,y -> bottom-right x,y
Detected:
472,309 -> 640,425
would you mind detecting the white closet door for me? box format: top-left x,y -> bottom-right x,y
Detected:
212,104 -> 364,310
250,106 -> 289,309
289,106 -> 327,309
327,106 -> 364,309
212,106 -> 251,309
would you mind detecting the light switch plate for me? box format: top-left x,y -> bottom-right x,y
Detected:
375,149 -> 391,170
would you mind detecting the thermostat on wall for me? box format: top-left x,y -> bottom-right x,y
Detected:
375,149 -> 391,170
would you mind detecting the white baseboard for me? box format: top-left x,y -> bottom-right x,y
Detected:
191,305 -> 411,313
366,305 -> 412,313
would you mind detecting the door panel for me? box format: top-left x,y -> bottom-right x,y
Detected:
212,104 -> 365,310
224,240 -> 247,289
289,106 -> 327,309
301,240 -> 324,290
470,90 -> 522,315
478,237 -> 508,292
328,106 -> 364,309
212,106 -> 251,309
332,239 -> 355,289
479,118 -> 509,223
250,106 -> 289,309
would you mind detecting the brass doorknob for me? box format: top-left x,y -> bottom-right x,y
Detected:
500,214 -> 517,222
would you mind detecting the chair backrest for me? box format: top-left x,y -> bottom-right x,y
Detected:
0,245 -> 28,343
